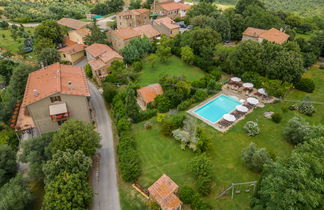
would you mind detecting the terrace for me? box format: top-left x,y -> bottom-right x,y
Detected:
188,77 -> 276,132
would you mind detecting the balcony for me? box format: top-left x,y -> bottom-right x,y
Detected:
49,103 -> 69,122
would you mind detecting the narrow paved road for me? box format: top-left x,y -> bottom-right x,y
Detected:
88,81 -> 121,210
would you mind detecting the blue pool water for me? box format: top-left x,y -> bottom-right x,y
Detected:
194,95 -> 242,123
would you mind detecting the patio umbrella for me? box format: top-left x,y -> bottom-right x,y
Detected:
258,88 -> 267,95
236,105 -> 248,113
247,97 -> 259,105
223,114 -> 236,122
230,77 -> 241,82
243,83 -> 254,88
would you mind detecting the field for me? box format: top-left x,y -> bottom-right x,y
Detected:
138,56 -> 205,86
119,66 -> 323,209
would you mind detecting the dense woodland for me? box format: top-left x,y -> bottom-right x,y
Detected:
216,0 -> 324,18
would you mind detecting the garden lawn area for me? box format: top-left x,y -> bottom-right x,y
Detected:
0,29 -> 21,52
138,56 -> 205,86
128,66 -> 323,209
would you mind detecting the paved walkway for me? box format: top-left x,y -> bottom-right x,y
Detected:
88,81 -> 121,210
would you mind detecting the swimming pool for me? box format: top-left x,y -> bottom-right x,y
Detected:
194,95 -> 242,123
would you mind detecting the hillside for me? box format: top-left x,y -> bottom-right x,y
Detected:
215,0 -> 324,18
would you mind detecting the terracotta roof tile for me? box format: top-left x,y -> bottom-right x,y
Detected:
137,83 -> 163,104
259,28 -> 290,44
160,2 -> 191,11
59,44 -> 85,54
134,24 -> 161,38
57,18 -> 89,30
111,27 -> 141,40
86,43 -> 114,58
117,8 -> 150,16
70,28 -> 91,37
154,17 -> 180,30
148,174 -> 182,210
64,38 -> 77,46
21,63 -> 90,107
88,59 -> 106,71
242,27 -> 267,37
99,50 -> 123,63
243,27 -> 289,44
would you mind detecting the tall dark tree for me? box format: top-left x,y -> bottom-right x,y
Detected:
49,120 -> 101,157
37,48 -> 60,66
34,20 -> 65,45
0,174 -> 32,210
0,145 -> 17,187
125,85 -> 140,120
235,0 -> 264,15
252,138 -> 324,209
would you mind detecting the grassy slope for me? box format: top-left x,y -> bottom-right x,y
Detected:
137,56 -> 205,86
127,66 -> 323,209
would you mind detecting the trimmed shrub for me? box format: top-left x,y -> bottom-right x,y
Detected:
179,186 -> 195,204
135,109 -> 158,122
84,64 -> 92,78
271,113 -> 282,123
295,78 -> 315,93
243,121 -> 260,136
298,100 -> 316,116
155,94 -> 171,113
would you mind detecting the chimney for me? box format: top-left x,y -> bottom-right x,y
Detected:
33,89 -> 39,97
68,81 -> 73,90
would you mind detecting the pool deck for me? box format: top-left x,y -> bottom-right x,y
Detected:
187,85 -> 269,133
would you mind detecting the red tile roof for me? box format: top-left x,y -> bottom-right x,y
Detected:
86,43 -> 114,58
137,83 -> 163,104
242,27 -> 267,37
111,27 -> 141,40
70,28 -> 91,37
117,8 -> 150,16
243,27 -> 289,44
134,24 -> 161,38
148,174 -> 182,210
64,38 -> 77,46
160,2 -> 191,11
21,63 -> 90,107
59,44 -> 85,54
57,18 -> 89,30
100,51 -> 123,63
88,59 -> 106,71
259,28 -> 290,44
154,17 -> 180,30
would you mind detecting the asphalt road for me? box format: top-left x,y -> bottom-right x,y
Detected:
88,81 -> 121,210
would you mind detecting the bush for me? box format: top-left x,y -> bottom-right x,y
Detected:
193,89 -> 208,102
295,78 -> 315,93
271,113 -> 282,123
117,118 -> 131,133
242,143 -> 272,172
208,67 -> 222,81
190,155 -> 213,196
243,121 -> 260,136
103,83 -> 117,103
155,94 -> 171,113
177,98 -> 194,111
161,113 -> 185,136
298,99 -> 316,116
178,186 -> 195,204
132,61 -> 143,72
135,109 -> 158,122
84,64 -> 92,78
117,135 -> 141,182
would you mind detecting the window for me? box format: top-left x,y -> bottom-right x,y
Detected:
63,54 -> 66,58
50,96 -> 61,103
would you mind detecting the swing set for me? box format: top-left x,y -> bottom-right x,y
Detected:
216,181 -> 257,199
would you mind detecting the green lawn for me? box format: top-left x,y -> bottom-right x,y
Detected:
0,29 -> 21,52
126,66 -> 324,209
138,56 -> 205,86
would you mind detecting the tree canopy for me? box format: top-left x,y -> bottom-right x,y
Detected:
49,120 -> 101,157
